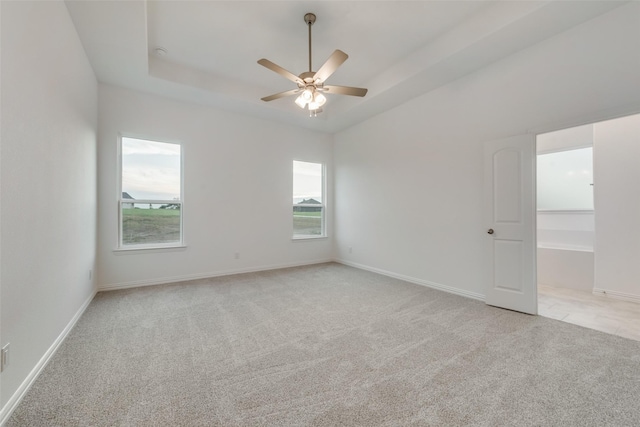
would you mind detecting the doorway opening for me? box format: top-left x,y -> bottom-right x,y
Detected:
535,113 -> 640,341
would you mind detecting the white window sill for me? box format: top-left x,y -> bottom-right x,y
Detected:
113,245 -> 187,254
537,209 -> 594,213
292,236 -> 328,242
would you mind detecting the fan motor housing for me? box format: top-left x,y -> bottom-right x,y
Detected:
299,71 -> 315,83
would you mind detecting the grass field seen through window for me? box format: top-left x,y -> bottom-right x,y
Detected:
122,207 -> 180,245
123,207 -> 321,243
293,210 -> 322,236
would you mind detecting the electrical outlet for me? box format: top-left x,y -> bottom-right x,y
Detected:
1,343 -> 9,373
89,269 -> 92,280
234,252 -> 240,260
348,247 -> 353,254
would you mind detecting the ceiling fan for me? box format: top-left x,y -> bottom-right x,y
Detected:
258,13 -> 368,116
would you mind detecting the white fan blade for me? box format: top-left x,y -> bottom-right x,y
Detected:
323,85 -> 368,97
261,89 -> 301,102
258,59 -> 303,85
313,50 -> 348,83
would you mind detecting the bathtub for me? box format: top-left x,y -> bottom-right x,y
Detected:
537,211 -> 594,292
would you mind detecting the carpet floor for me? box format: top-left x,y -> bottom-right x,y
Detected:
7,263 -> 640,426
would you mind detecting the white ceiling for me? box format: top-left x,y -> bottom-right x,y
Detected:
64,0 -> 628,133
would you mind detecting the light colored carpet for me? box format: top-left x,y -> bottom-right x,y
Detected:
7,263 -> 640,426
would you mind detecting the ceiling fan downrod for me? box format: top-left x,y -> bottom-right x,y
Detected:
304,13 -> 316,73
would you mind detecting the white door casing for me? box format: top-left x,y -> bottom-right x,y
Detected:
484,134 -> 537,314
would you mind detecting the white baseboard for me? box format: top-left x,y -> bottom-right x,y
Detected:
592,288 -> 640,304
98,258 -> 335,291
334,258 -> 486,302
0,290 -> 97,426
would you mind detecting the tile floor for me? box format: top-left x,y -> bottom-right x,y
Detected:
538,284 -> 640,342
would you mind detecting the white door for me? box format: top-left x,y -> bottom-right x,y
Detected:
484,134 -> 537,314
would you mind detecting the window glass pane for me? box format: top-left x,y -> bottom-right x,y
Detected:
293,160 -> 322,204
537,147 -> 593,210
293,208 -> 323,236
122,137 -> 181,201
122,203 -> 181,245
293,160 -> 324,237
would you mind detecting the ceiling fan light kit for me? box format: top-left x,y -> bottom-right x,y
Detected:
258,13 -> 368,117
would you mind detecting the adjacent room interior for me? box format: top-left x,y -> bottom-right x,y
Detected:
536,114 -> 640,340
2,1 -> 640,425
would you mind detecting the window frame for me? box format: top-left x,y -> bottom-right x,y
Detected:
292,160 -> 326,240
117,134 -> 185,251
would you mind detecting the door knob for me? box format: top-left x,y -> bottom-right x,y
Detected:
487,229 -> 494,235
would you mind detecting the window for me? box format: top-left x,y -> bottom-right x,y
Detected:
293,160 -> 325,238
119,136 -> 183,248
537,147 -> 593,211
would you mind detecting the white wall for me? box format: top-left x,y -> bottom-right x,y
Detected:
334,3 -> 640,299
97,85 -> 333,289
593,114 -> 640,302
537,124 -> 593,154
537,211 -> 594,251
0,0 -> 97,416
